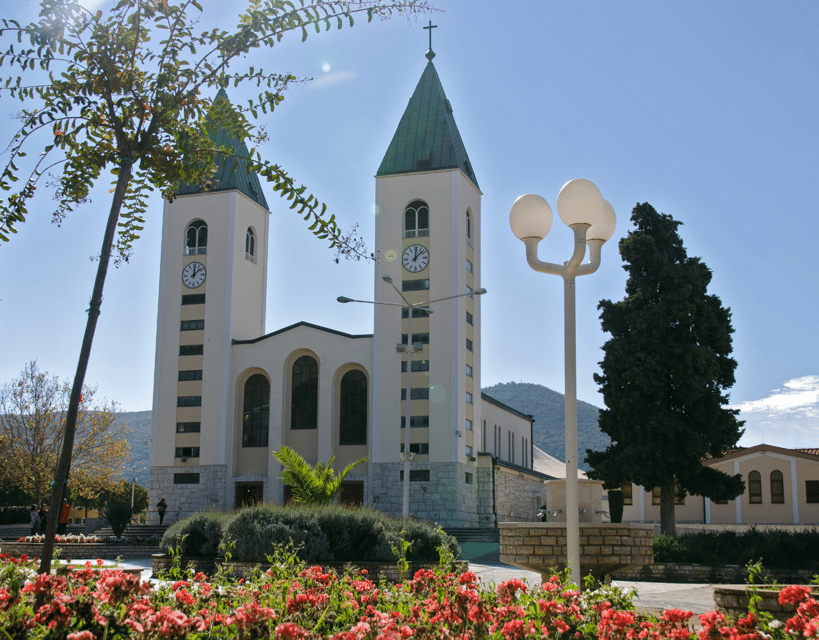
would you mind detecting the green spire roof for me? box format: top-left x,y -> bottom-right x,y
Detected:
377,62 -> 478,189
177,89 -> 268,209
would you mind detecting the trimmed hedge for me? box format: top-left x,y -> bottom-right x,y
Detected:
161,504 -> 460,564
654,528 -> 819,568
0,506 -> 30,525
160,511 -> 234,557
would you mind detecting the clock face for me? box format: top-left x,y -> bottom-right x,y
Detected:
182,261 -> 206,288
402,244 -> 430,273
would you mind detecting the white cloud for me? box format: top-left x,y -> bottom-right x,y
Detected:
732,376 -> 819,449
307,70 -> 356,90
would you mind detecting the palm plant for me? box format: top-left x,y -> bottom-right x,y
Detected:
273,446 -> 366,506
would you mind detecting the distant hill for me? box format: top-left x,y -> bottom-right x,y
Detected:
481,382 -> 608,471
115,381 -> 609,480
115,411 -> 151,487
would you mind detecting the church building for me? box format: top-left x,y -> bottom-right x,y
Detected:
148,46 -> 551,528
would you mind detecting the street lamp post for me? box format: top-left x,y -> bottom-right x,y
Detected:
338,276 -> 487,519
509,179 -> 616,585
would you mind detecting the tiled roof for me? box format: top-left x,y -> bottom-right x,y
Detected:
177,89 -> 268,209
795,448 -> 819,457
377,61 -> 478,189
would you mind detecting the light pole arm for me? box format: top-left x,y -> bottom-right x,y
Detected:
575,239 -> 604,277
522,224 -> 590,278
522,238 -> 566,276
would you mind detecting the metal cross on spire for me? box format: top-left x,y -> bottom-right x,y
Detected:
424,20 -> 437,61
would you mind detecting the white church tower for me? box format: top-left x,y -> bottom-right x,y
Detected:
371,49 -> 484,525
149,89 -> 270,516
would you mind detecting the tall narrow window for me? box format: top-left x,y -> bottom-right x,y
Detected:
291,356 -> 318,430
340,370 -> 367,445
404,200 -> 429,238
622,482 -> 633,505
245,227 -> 256,262
243,374 -> 269,447
748,471 -> 762,503
466,210 -> 472,240
770,470 -> 785,504
185,220 -> 208,255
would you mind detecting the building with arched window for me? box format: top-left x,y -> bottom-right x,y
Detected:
619,444 -> 819,525
149,49 -> 544,528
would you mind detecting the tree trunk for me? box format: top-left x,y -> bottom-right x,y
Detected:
38,161 -> 134,578
659,484 -> 677,536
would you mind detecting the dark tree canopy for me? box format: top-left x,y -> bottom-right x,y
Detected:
585,202 -> 744,534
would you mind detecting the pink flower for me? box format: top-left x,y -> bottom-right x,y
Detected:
67,632 -> 95,640
779,585 -> 812,606
661,608 -> 694,624
276,622 -> 309,638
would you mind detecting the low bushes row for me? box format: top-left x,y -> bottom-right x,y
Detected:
0,506 -> 31,525
654,528 -> 819,568
160,503 -> 460,563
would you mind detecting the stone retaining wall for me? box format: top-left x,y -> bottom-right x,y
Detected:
613,562 -> 817,584
499,523 -> 653,580
713,586 -> 815,622
1,542 -> 159,560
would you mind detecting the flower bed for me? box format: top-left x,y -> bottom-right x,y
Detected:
2,549 -> 819,639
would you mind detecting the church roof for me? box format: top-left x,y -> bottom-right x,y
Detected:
376,61 -> 479,189
176,89 -> 269,209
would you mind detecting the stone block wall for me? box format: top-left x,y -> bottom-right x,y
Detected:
148,465 -> 227,525
499,523 -> 654,580
371,462 -> 478,527
494,465 -> 547,522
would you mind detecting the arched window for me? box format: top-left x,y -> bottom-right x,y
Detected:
339,370 -> 367,445
770,470 -> 785,504
185,220 -> 208,255
242,374 -> 269,447
404,200 -> 429,238
245,227 -> 256,262
466,210 -> 471,240
291,356 -> 318,430
748,470 -> 762,503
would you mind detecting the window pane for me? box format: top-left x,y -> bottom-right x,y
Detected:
243,374 -> 270,447
749,471 -> 762,503
340,370 -> 367,445
291,356 -> 318,429
770,470 -> 785,504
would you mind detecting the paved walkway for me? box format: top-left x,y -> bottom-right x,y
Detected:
68,557 -> 722,619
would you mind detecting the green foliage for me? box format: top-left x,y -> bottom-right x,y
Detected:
0,0 -> 432,256
160,511 -> 234,557
586,203 -> 745,533
223,503 -> 330,563
653,528 -> 819,568
0,506 -> 30,525
100,501 -> 132,539
273,446 -> 366,506
173,503 -> 459,564
482,382 -> 606,470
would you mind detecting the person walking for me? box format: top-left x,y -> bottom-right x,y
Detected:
156,498 -> 167,525
57,498 -> 70,535
38,501 -> 48,534
29,504 -> 41,535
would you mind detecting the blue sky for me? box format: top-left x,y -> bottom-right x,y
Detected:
1,1 -> 817,450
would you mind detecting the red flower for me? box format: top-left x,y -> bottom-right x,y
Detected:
276,621 -> 309,638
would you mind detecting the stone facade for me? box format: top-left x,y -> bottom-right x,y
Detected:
2,542 -> 159,560
371,462 -> 479,527
149,464 -> 227,524
494,463 -> 551,523
499,522 -> 653,580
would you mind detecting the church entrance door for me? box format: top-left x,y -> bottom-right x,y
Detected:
236,483 -> 263,509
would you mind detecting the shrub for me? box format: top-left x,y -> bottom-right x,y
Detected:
222,504 -> 330,563
163,503 -> 461,564
0,506 -> 31,525
654,528 -> 819,568
160,510 -> 233,557
101,501 -> 132,539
